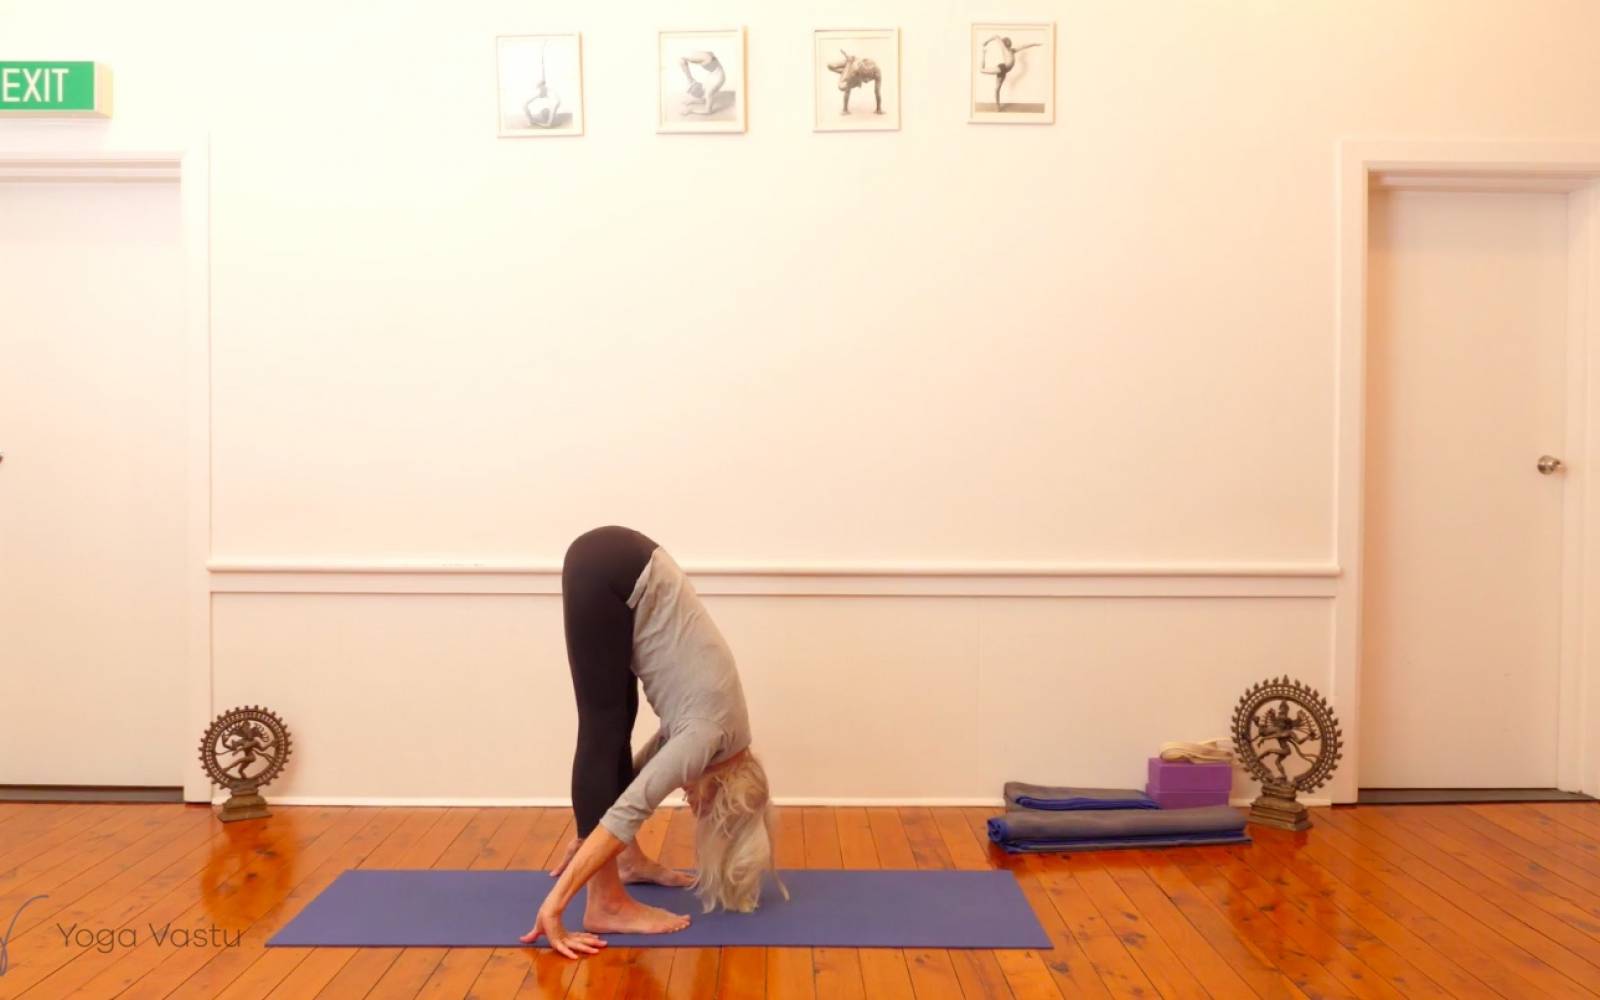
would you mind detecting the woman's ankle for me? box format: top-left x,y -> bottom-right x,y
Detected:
585,883 -> 636,913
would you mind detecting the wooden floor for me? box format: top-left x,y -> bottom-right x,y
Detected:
2,802 -> 1600,998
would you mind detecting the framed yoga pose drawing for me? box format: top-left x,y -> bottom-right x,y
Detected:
969,22 -> 1054,124
813,28 -> 900,132
496,33 -> 583,137
658,28 -> 747,133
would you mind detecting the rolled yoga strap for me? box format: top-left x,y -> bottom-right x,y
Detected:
1157,738 -> 1234,763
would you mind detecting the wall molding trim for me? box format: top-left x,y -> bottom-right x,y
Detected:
207,558 -> 1341,598
0,151 -> 182,182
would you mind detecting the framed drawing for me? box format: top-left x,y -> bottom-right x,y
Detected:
814,28 -> 900,131
658,28 -> 746,133
969,22 -> 1054,124
497,33 -> 583,136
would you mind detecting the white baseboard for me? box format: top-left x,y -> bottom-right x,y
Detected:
211,794 -> 1007,808
208,793 -> 1332,809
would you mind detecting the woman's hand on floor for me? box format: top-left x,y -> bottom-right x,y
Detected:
520,905 -> 606,959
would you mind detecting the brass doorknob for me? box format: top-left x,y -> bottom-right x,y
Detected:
1538,455 -> 1564,475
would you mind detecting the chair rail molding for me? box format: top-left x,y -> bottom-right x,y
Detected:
206,556 -> 1342,598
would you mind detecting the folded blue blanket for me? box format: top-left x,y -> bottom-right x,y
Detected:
1004,782 -> 1158,811
988,804 -> 1247,853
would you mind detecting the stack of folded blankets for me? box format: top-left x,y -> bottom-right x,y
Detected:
987,781 -> 1249,853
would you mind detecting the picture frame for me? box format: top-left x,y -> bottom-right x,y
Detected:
813,28 -> 900,132
968,22 -> 1054,124
658,28 -> 747,133
496,33 -> 583,137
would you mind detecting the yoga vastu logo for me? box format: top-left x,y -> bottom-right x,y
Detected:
1,894 -> 49,977
54,921 -> 243,955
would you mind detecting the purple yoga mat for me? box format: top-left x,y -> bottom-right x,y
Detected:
267,869 -> 1048,950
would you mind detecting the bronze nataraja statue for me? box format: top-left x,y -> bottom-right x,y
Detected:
1232,677 -> 1341,831
199,705 -> 292,822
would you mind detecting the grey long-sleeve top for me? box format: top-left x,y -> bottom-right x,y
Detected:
597,547 -> 752,843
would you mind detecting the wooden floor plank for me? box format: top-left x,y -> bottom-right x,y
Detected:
0,802 -> 114,873
1072,855 -> 1212,999
1199,844 -> 1410,999
197,810 -> 415,1000
0,804 -> 156,898
0,807 -> 225,996
1097,852 -> 1261,998
433,806 -> 512,869
665,944 -> 719,1000
1129,847 -> 1310,1000
6,801 -> 1598,999
659,806 -> 714,1000
1290,816 -> 1555,999
1172,846 -> 1361,999
472,809 -> 544,871
1005,854 -> 1115,999
836,808 -> 877,871
847,809 -> 916,1000
801,806 -> 861,999
1314,809 -> 1596,998
897,809 -> 967,1000
1,805 -> 209,942
1526,802 -> 1600,840
607,809 -> 679,999
1350,807 -> 1600,971
1035,854 -> 1165,999
948,806 -> 1063,1000
1463,805 -> 1600,880
1446,805 -> 1600,899
460,948 -> 536,999
1331,807 -> 1600,981
1398,807 -> 1600,926
515,808 -> 585,1000
135,807 -> 393,1000
766,807 -> 813,1000
1229,832 -> 1450,997
31,806 -> 351,1000
1245,828 -> 1498,1000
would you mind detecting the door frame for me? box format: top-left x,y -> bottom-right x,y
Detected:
0,136 -> 213,800
1335,140 -> 1600,801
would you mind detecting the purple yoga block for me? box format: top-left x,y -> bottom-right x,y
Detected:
1147,787 -> 1232,810
1147,757 -> 1233,793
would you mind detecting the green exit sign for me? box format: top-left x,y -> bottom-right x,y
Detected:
0,62 -> 112,118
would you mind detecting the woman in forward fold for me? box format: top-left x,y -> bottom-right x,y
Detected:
522,526 -> 785,958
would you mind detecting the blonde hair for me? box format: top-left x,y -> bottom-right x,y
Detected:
689,750 -> 789,913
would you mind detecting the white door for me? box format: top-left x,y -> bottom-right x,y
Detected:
1361,188 -> 1569,788
0,181 -> 188,786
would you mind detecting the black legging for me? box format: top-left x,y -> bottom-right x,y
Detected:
562,525 -> 660,836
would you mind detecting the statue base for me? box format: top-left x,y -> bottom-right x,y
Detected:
218,788 -> 270,823
1246,787 -> 1310,831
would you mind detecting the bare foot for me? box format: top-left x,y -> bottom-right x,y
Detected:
584,894 -> 691,935
619,857 -> 695,887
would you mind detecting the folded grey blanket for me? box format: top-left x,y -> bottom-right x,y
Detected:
991,830 -> 1251,854
988,804 -> 1246,845
1003,782 -> 1157,811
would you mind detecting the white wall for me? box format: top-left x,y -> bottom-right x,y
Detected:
5,1 -> 1600,803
